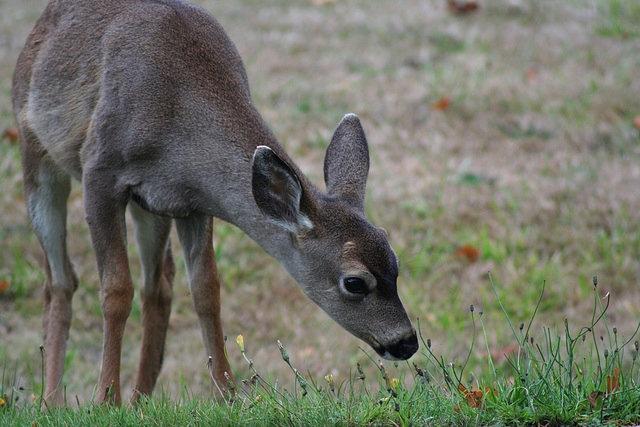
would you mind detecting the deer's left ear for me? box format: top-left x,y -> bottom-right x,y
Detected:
252,146 -> 314,234
323,114 -> 370,212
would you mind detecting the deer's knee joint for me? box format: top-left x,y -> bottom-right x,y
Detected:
100,281 -> 134,322
46,270 -> 79,300
140,275 -> 173,308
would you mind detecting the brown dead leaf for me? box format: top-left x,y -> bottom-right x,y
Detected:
0,281 -> 9,295
633,117 -> 640,132
466,389 -> 484,408
606,368 -> 619,395
2,128 -> 19,143
447,0 -> 479,15
588,391 -> 604,409
457,383 -> 497,409
453,244 -> 480,263
432,95 -> 451,111
525,68 -> 537,83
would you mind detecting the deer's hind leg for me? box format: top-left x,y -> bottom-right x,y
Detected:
20,128 -> 77,407
128,202 -> 174,402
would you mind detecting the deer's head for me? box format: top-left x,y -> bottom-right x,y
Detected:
252,114 -> 418,360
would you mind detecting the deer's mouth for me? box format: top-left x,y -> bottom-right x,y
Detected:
367,332 -> 419,361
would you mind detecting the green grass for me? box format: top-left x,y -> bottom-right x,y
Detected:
596,0 -> 640,38
2,276 -> 639,426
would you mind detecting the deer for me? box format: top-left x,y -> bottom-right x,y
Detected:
12,0 -> 419,406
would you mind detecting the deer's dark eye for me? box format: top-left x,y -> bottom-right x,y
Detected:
344,277 -> 368,294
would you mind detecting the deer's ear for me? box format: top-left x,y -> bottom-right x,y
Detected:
324,114 -> 369,212
252,146 -> 313,234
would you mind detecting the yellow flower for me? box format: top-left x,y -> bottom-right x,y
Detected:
0,397 -> 5,407
391,378 -> 398,388
236,335 -> 245,352
325,373 -> 335,393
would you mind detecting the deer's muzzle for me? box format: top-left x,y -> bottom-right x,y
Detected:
373,331 -> 419,361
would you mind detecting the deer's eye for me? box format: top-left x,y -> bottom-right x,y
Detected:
343,277 -> 368,294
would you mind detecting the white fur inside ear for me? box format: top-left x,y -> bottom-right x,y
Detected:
254,145 -> 272,156
270,214 -> 313,235
297,215 -> 314,232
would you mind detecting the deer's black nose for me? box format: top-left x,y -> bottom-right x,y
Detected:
386,333 -> 419,360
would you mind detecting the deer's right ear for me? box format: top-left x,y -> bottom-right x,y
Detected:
323,114 -> 369,213
252,146 -> 313,234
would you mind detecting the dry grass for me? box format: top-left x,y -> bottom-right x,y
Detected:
1,0 -> 639,405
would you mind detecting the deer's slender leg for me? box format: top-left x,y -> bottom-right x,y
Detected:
83,168 -> 133,405
20,129 -> 77,408
175,214 -> 232,394
128,202 -> 174,402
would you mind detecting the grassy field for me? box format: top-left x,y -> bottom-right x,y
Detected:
1,0 -> 640,424
2,284 -> 639,425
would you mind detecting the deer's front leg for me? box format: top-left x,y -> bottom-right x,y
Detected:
83,171 -> 133,405
129,202 -> 174,402
175,215 -> 232,395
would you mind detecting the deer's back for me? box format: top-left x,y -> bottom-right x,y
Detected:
13,0 -> 263,181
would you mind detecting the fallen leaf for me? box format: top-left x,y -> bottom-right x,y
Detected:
454,244 -> 480,263
525,68 -> 537,83
2,128 -> 19,143
0,281 -> 9,295
606,368 -> 619,395
633,117 -> 640,132
457,384 -> 497,409
432,95 -> 451,111
447,0 -> 479,15
467,389 -> 484,408
588,391 -> 604,409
